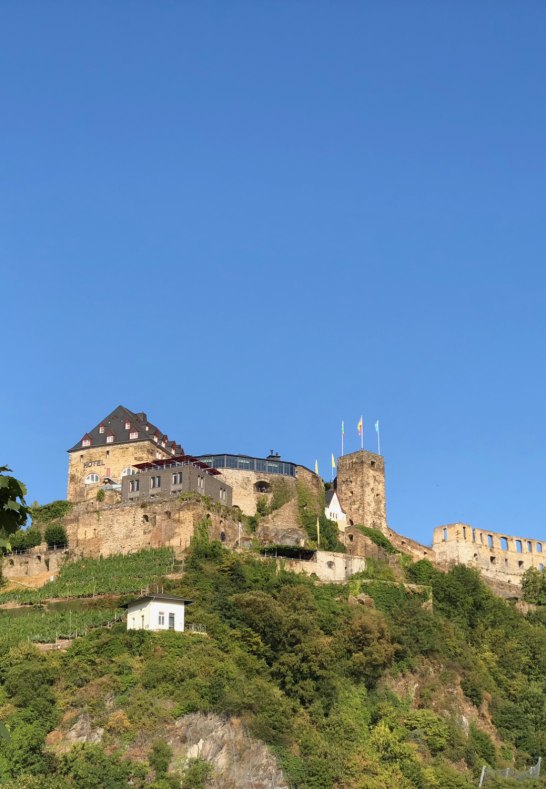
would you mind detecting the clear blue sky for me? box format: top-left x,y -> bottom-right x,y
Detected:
2,2 -> 546,546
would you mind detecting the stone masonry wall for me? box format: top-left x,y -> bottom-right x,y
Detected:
3,546 -> 67,580
67,441 -> 173,502
63,497 -> 242,559
216,464 -> 321,517
433,522 -> 545,587
336,450 -> 387,533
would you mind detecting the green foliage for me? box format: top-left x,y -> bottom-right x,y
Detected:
181,758 -> 212,789
0,548 -> 175,604
522,567 -> 546,605
256,496 -> 269,516
149,741 -> 171,777
269,478 -> 292,511
59,744 -> 146,788
355,524 -> 398,554
9,528 -> 42,552
30,500 -> 73,525
43,523 -> 68,549
95,488 -> 105,503
0,467 -> 29,535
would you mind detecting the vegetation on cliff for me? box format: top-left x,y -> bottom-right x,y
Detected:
0,530 -> 544,787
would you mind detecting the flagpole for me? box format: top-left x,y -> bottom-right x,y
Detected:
360,415 -> 364,450
376,420 -> 381,455
341,421 -> 344,456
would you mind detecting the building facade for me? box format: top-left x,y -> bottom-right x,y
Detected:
67,405 -> 183,502
125,594 -> 191,632
433,523 -> 545,586
324,490 -> 347,531
336,450 -> 387,533
197,452 -> 320,516
121,456 -> 232,507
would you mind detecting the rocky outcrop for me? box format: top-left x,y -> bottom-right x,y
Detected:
256,499 -> 306,546
169,713 -> 289,789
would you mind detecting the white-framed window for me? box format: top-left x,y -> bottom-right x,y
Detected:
158,612 -> 165,626
99,425 -> 105,434
150,475 -> 161,489
129,431 -> 138,440
82,438 -> 91,447
84,473 -> 100,484
153,435 -> 158,443
106,435 -> 114,443
161,441 -> 165,448
130,479 -> 140,493
125,421 -> 131,430
172,472 -> 182,485
121,467 -> 136,477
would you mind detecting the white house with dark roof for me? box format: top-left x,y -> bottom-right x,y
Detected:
124,594 -> 192,632
325,490 -> 347,532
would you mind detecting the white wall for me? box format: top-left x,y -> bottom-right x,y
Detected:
325,493 -> 347,532
126,600 -> 186,632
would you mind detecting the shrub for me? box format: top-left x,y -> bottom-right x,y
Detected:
96,489 -> 105,503
9,529 -> 42,552
182,758 -> 212,789
30,500 -> 72,525
43,523 -> 68,549
149,740 -> 171,777
355,525 -> 397,554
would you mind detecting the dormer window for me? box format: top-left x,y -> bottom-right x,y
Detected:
99,425 -> 105,434
129,431 -> 138,440
145,425 -> 149,431
153,435 -> 158,443
161,442 -> 165,448
82,438 -> 91,447
125,421 -> 131,430
106,435 -> 114,444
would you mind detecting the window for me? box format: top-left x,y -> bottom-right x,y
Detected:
487,535 -> 494,549
125,422 -> 131,430
82,439 -> 91,447
516,540 -> 522,553
518,560 -> 524,568
158,612 -> 165,626
84,473 -> 100,484
129,431 -> 138,440
462,526 -> 467,540
121,468 -> 136,477
153,435 -> 158,443
172,472 -> 182,485
106,435 -> 114,443
540,564 -> 544,572
161,441 -> 165,448
168,613 -> 175,630
99,425 -> 105,434
500,537 -> 508,551
443,528 -> 448,542
150,475 -> 161,489
537,543 -> 543,553
527,541 -> 533,552
129,479 -> 140,493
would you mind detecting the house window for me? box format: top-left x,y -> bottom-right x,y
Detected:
125,422 -> 131,430
82,439 -> 91,447
150,476 -> 161,489
168,613 -> 175,630
99,425 -> 105,434
158,612 -> 165,626
153,435 -> 158,443
84,473 -> 100,484
130,479 -> 140,493
121,468 -> 136,477
106,435 -> 114,443
161,441 -> 165,448
129,431 -> 138,440
172,472 -> 182,485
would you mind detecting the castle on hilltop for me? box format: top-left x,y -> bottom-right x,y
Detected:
5,404 -> 538,596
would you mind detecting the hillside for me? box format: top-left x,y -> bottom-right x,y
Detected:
0,528 -> 545,788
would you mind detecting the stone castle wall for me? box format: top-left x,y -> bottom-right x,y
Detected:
63,497 -> 242,559
67,441 -> 173,502
3,546 -> 68,580
216,465 -> 321,516
433,523 -> 545,587
336,450 -> 387,533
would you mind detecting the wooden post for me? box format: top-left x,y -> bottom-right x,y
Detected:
478,765 -> 486,787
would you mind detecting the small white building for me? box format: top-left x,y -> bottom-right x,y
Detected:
325,490 -> 347,532
124,594 -> 192,633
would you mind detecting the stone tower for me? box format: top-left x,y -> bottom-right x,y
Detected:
336,450 -> 387,534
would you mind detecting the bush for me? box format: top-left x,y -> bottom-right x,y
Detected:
9,529 -> 42,552
355,525 -> 398,554
182,758 -> 212,789
30,501 -> 72,525
43,523 -> 68,549
150,741 -> 171,777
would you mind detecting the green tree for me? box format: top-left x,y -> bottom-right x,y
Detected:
43,523 -> 68,549
0,467 -> 29,536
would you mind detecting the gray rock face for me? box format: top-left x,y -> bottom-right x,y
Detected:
169,713 -> 289,789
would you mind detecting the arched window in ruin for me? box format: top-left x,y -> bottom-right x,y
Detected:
443,528 -> 448,542
537,543 -> 543,553
487,534 -> 494,549
527,541 -> 533,552
500,537 -> 508,551
515,540 -> 522,553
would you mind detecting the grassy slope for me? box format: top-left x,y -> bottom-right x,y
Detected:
0,542 -> 545,788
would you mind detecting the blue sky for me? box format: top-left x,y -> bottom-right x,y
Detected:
2,2 -> 546,545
